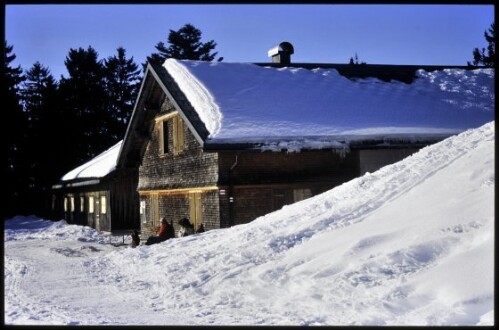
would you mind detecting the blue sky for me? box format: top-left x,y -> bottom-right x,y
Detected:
5,4 -> 494,79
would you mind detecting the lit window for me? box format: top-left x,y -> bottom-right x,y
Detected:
64,197 -> 68,212
89,196 -> 94,214
293,189 -> 312,202
140,200 -> 147,223
140,200 -> 146,215
80,197 -> 85,212
70,197 -> 75,212
101,196 -> 107,214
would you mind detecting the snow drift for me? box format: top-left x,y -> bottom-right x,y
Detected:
4,121 -> 495,325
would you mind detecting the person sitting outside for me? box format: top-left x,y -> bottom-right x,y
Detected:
145,218 -> 174,245
177,217 -> 195,237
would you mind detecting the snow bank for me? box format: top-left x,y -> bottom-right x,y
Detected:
4,215 -> 109,244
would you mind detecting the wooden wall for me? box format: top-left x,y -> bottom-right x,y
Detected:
217,150 -> 359,185
109,168 -> 140,231
137,99 -> 218,192
358,148 -> 419,175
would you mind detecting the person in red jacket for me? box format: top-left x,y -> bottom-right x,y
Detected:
145,218 -> 174,245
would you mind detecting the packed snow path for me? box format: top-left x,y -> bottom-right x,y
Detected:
4,121 -> 494,325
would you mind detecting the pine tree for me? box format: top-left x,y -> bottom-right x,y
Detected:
146,23 -> 222,67
21,62 -> 61,214
4,42 -> 27,218
59,46 -> 108,165
468,22 -> 495,67
104,47 -> 142,141
22,62 -> 57,141
348,52 -> 367,65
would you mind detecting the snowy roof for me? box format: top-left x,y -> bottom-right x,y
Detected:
61,140 -> 122,181
163,59 -> 494,150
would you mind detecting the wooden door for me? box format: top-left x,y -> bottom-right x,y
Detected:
189,192 -> 203,232
151,193 -> 160,227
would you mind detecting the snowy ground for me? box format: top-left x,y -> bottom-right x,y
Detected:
4,121 -> 494,326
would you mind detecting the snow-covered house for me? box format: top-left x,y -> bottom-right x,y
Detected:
52,140 -> 139,232
117,45 -> 494,238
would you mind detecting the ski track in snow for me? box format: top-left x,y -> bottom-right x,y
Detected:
4,121 -> 494,325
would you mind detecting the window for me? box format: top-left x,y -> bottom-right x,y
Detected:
140,200 -> 147,223
160,120 -> 169,154
293,188 -> 312,202
80,197 -> 85,212
157,112 -> 184,156
64,197 -> 68,212
101,195 -> 107,214
70,197 -> 75,212
89,196 -> 95,214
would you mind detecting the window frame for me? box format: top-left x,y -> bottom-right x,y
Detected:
156,112 -> 184,156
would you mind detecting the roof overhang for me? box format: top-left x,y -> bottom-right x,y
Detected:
202,133 -> 453,153
52,179 -> 101,190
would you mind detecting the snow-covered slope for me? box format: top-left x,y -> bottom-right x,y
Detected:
4,121 -> 494,325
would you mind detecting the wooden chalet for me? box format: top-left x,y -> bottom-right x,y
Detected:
117,43 -> 494,239
51,42 -> 493,239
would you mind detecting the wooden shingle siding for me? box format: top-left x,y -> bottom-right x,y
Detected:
138,99 -> 218,192
200,190 -> 220,230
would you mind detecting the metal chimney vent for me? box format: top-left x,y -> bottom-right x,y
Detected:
268,41 -> 294,65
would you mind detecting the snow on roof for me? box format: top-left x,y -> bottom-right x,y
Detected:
163,59 -> 494,149
61,140 -> 122,181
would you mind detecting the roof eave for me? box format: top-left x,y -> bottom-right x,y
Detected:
203,134 -> 452,152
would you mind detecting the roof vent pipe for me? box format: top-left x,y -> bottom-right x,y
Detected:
268,42 -> 294,65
